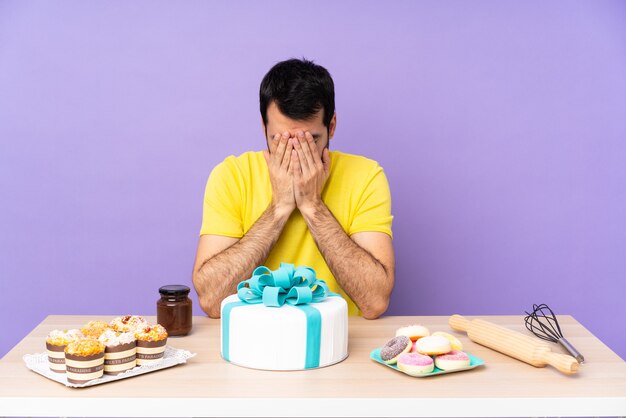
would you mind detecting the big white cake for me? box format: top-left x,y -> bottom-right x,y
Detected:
220,293 -> 349,370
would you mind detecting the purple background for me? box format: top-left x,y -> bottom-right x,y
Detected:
1,1 -> 625,360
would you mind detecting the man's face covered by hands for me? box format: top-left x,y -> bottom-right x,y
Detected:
264,101 -> 336,156
262,100 -> 337,215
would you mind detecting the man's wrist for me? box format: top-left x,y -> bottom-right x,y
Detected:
270,201 -> 295,221
298,198 -> 326,221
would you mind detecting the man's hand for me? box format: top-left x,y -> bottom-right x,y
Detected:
291,130 -> 331,215
263,132 -> 296,217
290,130 -> 394,318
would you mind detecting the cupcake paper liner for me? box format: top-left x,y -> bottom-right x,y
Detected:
104,341 -> 137,375
45,343 -> 66,374
65,352 -> 105,384
136,338 -> 167,365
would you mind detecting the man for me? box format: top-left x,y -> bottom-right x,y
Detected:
193,58 -> 394,319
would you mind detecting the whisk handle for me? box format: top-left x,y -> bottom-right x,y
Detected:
540,350 -> 580,374
558,338 -> 585,363
449,314 -> 471,332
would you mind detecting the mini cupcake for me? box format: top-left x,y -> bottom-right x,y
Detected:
99,329 -> 137,375
110,315 -> 148,333
134,324 -> 168,365
64,338 -> 105,384
81,320 -> 111,338
45,329 -> 83,373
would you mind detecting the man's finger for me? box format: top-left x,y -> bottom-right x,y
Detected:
281,138 -> 293,169
268,133 -> 280,154
274,136 -> 288,165
305,132 -> 321,159
293,136 -> 311,174
288,150 -> 295,176
300,132 -> 317,170
291,150 -> 302,179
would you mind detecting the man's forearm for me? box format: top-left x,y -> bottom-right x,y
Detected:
301,201 -> 392,319
194,204 -> 291,318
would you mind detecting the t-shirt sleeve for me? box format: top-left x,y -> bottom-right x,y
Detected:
199,159 -> 244,238
348,164 -> 393,238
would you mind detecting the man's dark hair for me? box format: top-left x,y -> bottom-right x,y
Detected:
260,58 -> 335,130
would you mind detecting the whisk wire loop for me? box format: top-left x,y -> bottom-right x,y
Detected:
524,303 -> 584,363
524,303 -> 563,342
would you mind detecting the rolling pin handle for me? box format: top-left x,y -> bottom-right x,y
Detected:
541,351 -> 580,375
449,314 -> 471,332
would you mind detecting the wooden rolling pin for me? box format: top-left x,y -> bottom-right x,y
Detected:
449,314 -> 579,374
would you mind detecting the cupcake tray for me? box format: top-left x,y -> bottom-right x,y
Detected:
23,346 -> 196,388
370,348 -> 485,377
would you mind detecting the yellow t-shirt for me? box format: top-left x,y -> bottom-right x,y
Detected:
200,150 -> 393,316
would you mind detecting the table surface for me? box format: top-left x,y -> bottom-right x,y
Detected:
1,314 -> 625,417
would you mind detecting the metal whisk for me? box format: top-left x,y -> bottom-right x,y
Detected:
524,303 -> 584,363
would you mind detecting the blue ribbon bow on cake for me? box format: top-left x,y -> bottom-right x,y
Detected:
222,262 -> 340,369
237,262 -> 331,307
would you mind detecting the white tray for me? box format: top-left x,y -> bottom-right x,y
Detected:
23,346 -> 195,388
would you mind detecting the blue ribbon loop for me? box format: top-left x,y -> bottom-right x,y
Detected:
236,262 -> 330,307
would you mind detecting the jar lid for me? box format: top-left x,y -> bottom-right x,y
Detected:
159,285 -> 191,296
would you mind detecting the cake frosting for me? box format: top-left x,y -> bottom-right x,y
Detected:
414,335 -> 452,355
110,315 -> 148,333
46,329 -> 84,346
431,331 -> 463,350
99,329 -> 136,346
65,338 -> 105,357
81,320 -> 111,338
397,352 -> 435,375
221,293 -> 348,370
435,350 -> 471,371
134,324 -> 168,342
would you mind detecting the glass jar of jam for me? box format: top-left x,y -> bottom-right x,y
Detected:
157,285 -> 192,336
